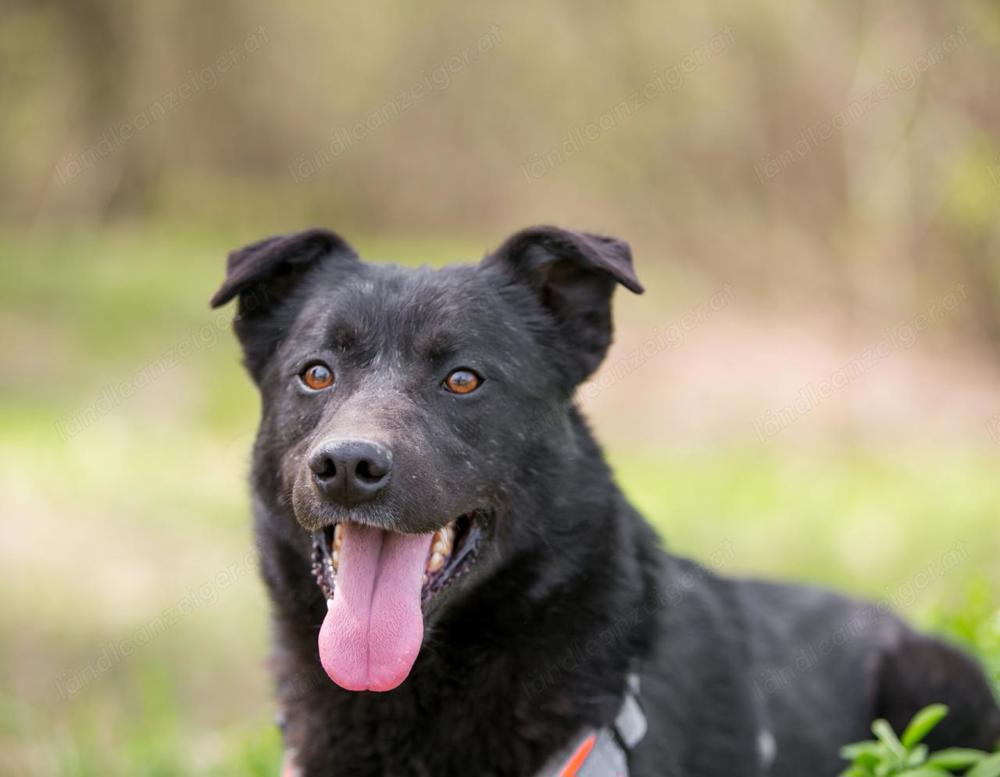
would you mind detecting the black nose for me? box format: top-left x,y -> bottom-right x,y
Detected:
308,440 -> 392,506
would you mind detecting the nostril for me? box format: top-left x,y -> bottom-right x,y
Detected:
310,455 -> 337,482
355,459 -> 386,484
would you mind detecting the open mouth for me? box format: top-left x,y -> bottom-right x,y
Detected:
310,511 -> 486,605
309,511 -> 487,693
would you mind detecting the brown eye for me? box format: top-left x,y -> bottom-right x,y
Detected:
300,363 -> 335,391
444,369 -> 481,395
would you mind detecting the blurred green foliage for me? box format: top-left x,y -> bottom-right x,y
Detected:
3,0 -> 1000,342
839,704 -> 1000,776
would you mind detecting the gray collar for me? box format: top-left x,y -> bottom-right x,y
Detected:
534,673 -> 647,777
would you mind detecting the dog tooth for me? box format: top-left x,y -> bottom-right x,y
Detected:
427,552 -> 445,573
333,524 -> 343,550
433,539 -> 451,556
422,574 -> 429,585
327,599 -> 334,610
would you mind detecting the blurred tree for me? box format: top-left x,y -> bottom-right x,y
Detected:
0,0 -> 997,350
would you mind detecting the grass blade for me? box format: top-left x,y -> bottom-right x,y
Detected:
901,705 -> 950,749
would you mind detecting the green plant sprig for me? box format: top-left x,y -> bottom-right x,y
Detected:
840,705 -> 1000,777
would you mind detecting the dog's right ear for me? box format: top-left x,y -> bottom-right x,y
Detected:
210,228 -> 359,378
210,228 -> 359,312
483,225 -> 643,385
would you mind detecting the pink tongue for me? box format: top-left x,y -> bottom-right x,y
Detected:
319,523 -> 433,692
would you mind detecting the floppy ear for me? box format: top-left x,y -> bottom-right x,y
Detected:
210,227 -> 358,311
210,228 -> 359,378
484,225 -> 643,384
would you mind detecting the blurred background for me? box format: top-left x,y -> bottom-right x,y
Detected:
1,0 -> 999,773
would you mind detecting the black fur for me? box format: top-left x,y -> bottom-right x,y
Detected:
212,226 -> 1000,776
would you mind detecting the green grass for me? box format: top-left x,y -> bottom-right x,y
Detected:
0,228 -> 997,775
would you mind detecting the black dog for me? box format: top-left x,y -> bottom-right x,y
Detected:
211,226 -> 1000,776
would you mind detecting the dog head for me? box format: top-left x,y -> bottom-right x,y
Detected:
212,225 -> 642,692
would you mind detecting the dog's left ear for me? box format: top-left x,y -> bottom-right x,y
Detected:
484,225 -> 643,383
210,228 -> 360,380
210,228 -> 358,311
